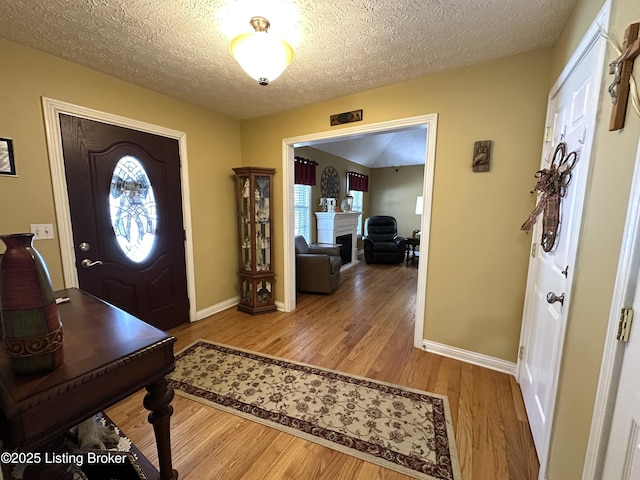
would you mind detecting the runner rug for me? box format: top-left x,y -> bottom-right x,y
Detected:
168,340 -> 461,480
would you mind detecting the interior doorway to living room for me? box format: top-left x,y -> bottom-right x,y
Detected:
282,114 -> 438,349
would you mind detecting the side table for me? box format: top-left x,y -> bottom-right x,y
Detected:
0,288 -> 178,480
406,237 -> 420,264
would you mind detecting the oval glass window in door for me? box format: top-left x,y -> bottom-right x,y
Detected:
109,155 -> 157,262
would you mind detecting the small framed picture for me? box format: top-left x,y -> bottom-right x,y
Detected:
0,138 -> 16,176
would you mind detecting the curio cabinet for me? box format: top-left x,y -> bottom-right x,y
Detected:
232,167 -> 277,314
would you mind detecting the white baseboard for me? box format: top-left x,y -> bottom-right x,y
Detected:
195,296 -> 240,321
195,297 -> 286,321
421,340 -> 516,376
341,259 -> 360,272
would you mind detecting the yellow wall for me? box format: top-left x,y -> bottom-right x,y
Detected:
241,49 -> 552,362
0,38 -> 242,310
369,165 -> 425,239
544,0 -> 640,477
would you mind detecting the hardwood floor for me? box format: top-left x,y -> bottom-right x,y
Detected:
106,259 -> 539,480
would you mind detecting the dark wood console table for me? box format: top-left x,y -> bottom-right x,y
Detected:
0,288 -> 178,480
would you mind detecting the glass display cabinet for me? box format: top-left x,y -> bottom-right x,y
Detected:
232,167 -> 277,314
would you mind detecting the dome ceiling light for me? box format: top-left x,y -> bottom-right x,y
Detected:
229,16 -> 295,86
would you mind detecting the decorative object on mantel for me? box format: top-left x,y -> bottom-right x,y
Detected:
330,109 -> 363,126
607,21 -> 640,131
521,142 -> 578,252
320,166 -> 340,198
471,140 -> 492,172
341,193 -> 353,211
326,197 -> 337,213
0,233 -> 64,375
0,137 -> 16,176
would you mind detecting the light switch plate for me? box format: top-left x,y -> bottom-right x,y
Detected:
30,223 -> 55,240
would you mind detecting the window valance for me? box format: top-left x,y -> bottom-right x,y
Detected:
294,157 -> 317,186
347,171 -> 369,192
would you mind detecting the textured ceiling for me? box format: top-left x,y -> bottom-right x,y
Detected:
0,0 -> 577,123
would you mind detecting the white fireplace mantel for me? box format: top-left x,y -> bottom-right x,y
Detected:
315,211 -> 360,270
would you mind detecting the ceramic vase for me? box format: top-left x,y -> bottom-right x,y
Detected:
0,233 -> 64,375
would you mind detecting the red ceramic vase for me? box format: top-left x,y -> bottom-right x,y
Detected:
0,233 -> 64,375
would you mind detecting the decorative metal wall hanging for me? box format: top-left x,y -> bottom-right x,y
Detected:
521,142 -> 578,252
320,166 -> 340,198
330,109 -> 363,126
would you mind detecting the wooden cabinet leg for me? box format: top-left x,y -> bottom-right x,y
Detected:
144,377 -> 178,480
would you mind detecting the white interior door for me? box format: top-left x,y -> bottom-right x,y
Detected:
517,32 -> 603,467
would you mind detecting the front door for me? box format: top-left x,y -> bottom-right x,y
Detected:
517,33 -> 602,462
59,114 -> 189,331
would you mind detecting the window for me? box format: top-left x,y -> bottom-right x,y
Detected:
350,190 -> 364,236
109,155 -> 157,262
294,184 -> 312,242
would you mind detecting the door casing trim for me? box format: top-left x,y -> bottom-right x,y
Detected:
583,116 -> 640,477
281,113 -> 438,349
41,97 -> 197,322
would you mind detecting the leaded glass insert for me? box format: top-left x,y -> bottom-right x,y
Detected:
109,156 -> 157,262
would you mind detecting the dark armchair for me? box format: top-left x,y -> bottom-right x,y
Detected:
363,216 -> 407,264
294,236 -> 342,293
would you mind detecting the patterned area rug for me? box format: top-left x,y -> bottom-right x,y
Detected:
169,340 -> 461,480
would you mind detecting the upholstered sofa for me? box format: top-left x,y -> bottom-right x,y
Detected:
362,216 -> 407,264
294,236 -> 342,293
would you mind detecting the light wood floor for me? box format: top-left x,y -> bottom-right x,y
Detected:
106,259 -> 539,480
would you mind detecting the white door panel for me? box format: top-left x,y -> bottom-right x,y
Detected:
518,31 -> 603,469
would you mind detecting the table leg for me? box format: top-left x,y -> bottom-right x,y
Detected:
144,377 -> 178,480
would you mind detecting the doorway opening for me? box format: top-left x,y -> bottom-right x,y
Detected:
282,114 -> 438,348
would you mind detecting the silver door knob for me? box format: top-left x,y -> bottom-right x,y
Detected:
81,258 -> 103,269
546,292 -> 565,305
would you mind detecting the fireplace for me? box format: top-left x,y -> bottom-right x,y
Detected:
315,212 -> 360,271
336,234 -> 352,266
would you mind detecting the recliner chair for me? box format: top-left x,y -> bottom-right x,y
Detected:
363,216 -> 407,264
294,236 -> 342,293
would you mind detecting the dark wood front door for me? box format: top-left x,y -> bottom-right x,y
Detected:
59,114 -> 189,331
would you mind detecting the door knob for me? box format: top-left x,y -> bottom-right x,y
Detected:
546,292 -> 565,305
81,258 -> 103,269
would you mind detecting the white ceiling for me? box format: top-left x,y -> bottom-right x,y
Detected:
0,0 -> 577,124
306,127 -> 428,169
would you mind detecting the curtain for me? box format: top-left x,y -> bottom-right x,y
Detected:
294,157 -> 317,186
347,171 -> 369,192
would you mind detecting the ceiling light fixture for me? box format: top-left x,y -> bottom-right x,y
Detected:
229,16 -> 294,86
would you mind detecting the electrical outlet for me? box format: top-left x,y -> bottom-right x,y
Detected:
30,223 -> 55,240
